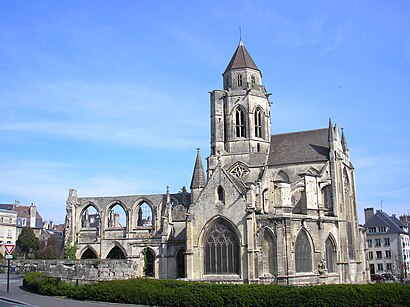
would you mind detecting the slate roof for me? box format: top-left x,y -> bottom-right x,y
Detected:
190,149 -> 206,189
267,128 -> 330,166
224,41 -> 260,73
0,203 -> 43,221
363,210 -> 408,234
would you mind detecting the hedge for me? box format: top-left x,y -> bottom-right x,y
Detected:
23,272 -> 410,306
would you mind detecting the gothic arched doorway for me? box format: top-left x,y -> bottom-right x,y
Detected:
143,248 -> 155,277
106,246 -> 126,259
176,249 -> 185,278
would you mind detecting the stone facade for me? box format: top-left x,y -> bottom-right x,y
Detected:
64,41 -> 366,285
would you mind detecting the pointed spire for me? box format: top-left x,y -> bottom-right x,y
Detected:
224,41 -> 260,73
190,148 -> 206,190
328,118 -> 334,141
341,128 -> 349,152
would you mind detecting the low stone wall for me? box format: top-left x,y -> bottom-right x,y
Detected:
0,259 -> 138,283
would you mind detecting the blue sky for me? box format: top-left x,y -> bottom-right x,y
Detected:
1,1 -> 409,224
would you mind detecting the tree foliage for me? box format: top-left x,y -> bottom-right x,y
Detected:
16,227 -> 40,257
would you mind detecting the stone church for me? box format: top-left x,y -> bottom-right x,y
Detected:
64,41 -> 367,285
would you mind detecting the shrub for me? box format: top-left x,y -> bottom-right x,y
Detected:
23,275 -> 410,307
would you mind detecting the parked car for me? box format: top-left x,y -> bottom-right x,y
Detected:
381,273 -> 396,282
370,274 -> 385,283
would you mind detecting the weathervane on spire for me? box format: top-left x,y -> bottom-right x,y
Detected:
239,26 -> 243,44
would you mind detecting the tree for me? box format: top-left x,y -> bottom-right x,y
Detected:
35,233 -> 63,259
16,227 -> 40,258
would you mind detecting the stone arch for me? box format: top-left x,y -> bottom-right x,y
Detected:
275,170 -> 290,183
105,200 -> 128,229
105,243 -> 127,259
142,247 -> 156,277
202,216 -> 240,275
295,228 -> 313,273
80,246 -> 98,259
175,248 -> 186,278
259,227 -> 277,276
79,202 -> 100,229
325,233 -> 337,273
133,199 -> 155,228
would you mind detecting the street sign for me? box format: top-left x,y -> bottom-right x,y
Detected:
5,254 -> 12,259
4,244 -> 15,255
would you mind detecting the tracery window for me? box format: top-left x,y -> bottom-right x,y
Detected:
325,237 -> 336,273
295,230 -> 312,272
204,220 -> 239,275
254,108 -> 262,138
235,108 -> 246,138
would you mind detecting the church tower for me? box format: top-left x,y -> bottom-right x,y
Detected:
207,40 -> 271,183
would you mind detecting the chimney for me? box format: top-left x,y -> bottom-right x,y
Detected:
364,208 -> 374,223
30,203 -> 37,228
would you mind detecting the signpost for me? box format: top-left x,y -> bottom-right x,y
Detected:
4,244 -> 15,293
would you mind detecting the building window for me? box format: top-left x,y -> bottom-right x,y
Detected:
204,219 -> 240,275
378,226 -> 387,232
367,239 -> 373,248
0,229 -> 3,237
368,251 -> 373,260
322,185 -> 333,214
295,230 -> 312,272
385,250 -> 391,258
376,251 -> 382,259
325,237 -> 336,273
217,186 -> 225,204
386,263 -> 392,271
368,227 -> 376,233
237,74 -> 243,87
137,202 -> 153,227
375,239 -> 381,247
235,108 -> 246,138
7,229 -> 12,238
254,108 -> 262,138
377,263 -> 383,271
384,238 -> 390,246
251,75 -> 256,84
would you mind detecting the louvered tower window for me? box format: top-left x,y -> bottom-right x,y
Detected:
235,108 -> 246,137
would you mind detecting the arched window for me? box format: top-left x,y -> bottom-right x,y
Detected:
344,168 -> 355,259
217,186 -> 225,203
254,108 -> 262,138
251,75 -> 256,84
235,108 -> 246,138
81,247 -> 98,259
143,248 -> 155,277
322,185 -> 333,214
204,219 -> 240,275
237,74 -> 243,87
108,203 -> 126,228
261,230 -> 277,276
137,202 -> 153,227
81,205 -> 100,229
295,230 -> 312,272
107,245 -> 126,259
326,236 -> 336,273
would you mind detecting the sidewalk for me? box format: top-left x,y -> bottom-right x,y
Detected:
0,274 -> 143,307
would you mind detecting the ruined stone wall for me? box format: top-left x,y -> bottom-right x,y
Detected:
1,259 -> 138,283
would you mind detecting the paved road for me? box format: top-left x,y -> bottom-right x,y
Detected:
0,274 -> 144,307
